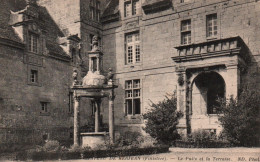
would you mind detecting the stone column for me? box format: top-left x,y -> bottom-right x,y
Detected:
97,57 -> 100,73
108,90 -> 115,143
225,64 -> 240,99
73,94 -> 80,147
176,66 -> 190,135
89,57 -> 92,71
94,99 -> 100,132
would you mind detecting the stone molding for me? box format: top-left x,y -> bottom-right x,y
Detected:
142,0 -> 172,14
0,37 -> 25,50
172,36 -> 250,63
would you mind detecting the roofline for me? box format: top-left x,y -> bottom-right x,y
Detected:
0,37 -> 25,50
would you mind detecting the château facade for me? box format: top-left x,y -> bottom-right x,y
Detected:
0,0 -> 259,149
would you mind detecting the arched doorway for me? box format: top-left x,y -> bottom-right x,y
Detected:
190,71 -> 225,132
191,71 -> 225,115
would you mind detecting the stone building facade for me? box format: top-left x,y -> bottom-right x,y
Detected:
0,0 -> 259,149
101,0 -> 260,135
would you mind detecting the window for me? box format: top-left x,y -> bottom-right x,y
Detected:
206,14 -> 218,37
41,102 -> 48,112
90,0 -> 100,21
30,70 -> 38,83
68,92 -> 74,114
181,19 -> 191,45
125,79 -> 141,115
126,32 -> 140,64
124,0 -> 140,17
28,32 -> 38,53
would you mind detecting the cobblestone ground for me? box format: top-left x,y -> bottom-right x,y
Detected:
1,147 -> 259,162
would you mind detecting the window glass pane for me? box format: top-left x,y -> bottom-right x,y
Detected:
125,2 -> 131,17
132,0 -> 140,15
41,102 -> 47,112
31,70 -> 37,83
126,80 -> 132,89
135,44 -> 140,62
126,90 -> 133,98
134,99 -> 140,114
181,20 -> 191,31
133,80 -> 140,88
134,89 -> 140,97
181,32 -> 191,45
127,46 -> 133,63
126,99 -> 132,115
135,34 -> 139,41
29,33 -> 38,53
207,14 -> 217,37
127,35 -> 132,43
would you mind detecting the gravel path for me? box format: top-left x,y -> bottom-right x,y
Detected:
1,147 -> 259,162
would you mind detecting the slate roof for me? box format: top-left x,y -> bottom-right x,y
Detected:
0,0 -> 69,59
0,0 -> 26,43
101,0 -> 119,23
102,0 -> 119,17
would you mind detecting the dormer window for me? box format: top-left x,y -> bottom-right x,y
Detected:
90,0 -> 100,22
28,32 -> 39,53
124,0 -> 140,17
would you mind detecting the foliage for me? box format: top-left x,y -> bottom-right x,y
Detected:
69,145 -> 91,152
189,129 -> 217,143
217,88 -> 260,146
41,140 -> 61,152
143,94 -> 183,145
92,132 -> 154,150
175,130 -> 231,148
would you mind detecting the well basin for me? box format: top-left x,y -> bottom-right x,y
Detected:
80,132 -> 108,148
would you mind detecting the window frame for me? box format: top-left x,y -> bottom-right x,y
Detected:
90,0 -> 101,22
124,0 -> 140,18
30,69 -> 38,84
206,13 -> 218,38
27,66 -> 40,86
125,79 -> 141,116
40,102 -> 48,113
28,32 -> 39,53
125,32 -> 141,65
181,19 -> 191,45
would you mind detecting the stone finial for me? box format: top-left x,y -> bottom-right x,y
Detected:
91,35 -> 99,52
72,69 -> 79,86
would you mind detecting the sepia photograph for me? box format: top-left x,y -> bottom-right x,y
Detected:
0,0 -> 259,161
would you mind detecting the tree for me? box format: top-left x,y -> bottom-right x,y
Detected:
218,88 -> 260,146
143,94 -> 183,145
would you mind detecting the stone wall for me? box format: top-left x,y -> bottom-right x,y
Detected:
102,0 -> 260,135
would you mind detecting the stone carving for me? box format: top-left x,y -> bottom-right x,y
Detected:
72,69 -> 79,86
91,35 -> 99,52
107,68 -> 114,80
178,73 -> 184,86
107,68 -> 114,85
